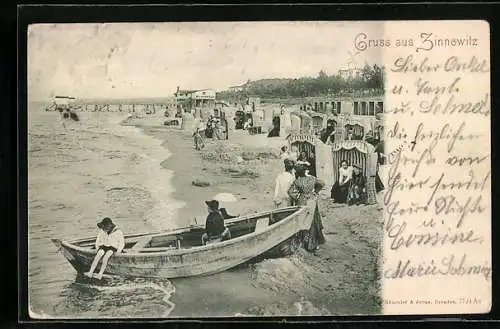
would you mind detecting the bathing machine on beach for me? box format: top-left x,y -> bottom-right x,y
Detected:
52,202 -> 318,279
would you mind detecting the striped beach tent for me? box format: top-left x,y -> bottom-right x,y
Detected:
287,133 -> 335,188
331,140 -> 378,204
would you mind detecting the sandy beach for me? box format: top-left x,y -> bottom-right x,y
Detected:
124,118 -> 384,316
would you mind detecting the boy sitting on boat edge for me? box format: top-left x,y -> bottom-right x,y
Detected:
84,217 -> 125,280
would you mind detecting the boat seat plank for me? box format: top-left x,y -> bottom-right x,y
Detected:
137,246 -> 178,253
254,217 -> 270,233
133,235 -> 184,250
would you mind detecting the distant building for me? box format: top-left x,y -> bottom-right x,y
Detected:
174,87 -> 216,118
174,88 -> 194,101
338,68 -> 362,80
53,96 -> 76,110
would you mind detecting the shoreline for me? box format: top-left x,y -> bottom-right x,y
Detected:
126,119 -> 384,316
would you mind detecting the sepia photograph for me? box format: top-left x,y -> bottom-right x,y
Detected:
27,21 -> 388,318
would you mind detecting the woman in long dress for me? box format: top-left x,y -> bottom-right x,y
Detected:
330,160 -> 352,203
288,164 -> 324,206
374,140 -> 385,192
212,119 -> 222,140
287,164 -> 325,251
205,116 -> 214,138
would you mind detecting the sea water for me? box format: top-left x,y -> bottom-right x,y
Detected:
28,107 -> 182,318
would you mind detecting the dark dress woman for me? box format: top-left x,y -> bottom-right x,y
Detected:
347,166 -> 366,205
375,141 -> 385,192
287,165 -> 325,251
267,116 -> 280,137
220,117 -> 229,140
330,161 -> 351,203
205,117 -> 214,138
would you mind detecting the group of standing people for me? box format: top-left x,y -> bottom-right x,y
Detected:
204,115 -> 225,140
273,158 -> 326,251
193,114 -> 229,151
273,158 -> 325,208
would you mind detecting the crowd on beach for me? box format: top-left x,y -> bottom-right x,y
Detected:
193,114 -> 229,150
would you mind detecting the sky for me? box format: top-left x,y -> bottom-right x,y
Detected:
28,22 -> 383,100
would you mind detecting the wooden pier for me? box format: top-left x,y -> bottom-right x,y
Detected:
43,98 -> 178,114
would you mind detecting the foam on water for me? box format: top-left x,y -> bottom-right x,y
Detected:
250,253 -> 312,294
84,277 -> 176,317
30,277 -> 177,319
235,298 -> 331,317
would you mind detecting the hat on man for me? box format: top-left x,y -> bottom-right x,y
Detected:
205,200 -> 220,210
97,217 -> 115,230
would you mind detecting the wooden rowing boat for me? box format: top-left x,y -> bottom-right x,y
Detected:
52,201 -> 318,279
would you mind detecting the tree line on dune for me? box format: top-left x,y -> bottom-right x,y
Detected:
217,64 -> 385,101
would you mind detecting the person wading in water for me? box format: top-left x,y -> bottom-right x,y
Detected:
59,107 -> 80,129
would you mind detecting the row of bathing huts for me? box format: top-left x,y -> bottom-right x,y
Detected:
177,93 -> 385,205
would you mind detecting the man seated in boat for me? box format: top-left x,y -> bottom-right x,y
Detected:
84,217 -> 125,280
201,200 -> 231,245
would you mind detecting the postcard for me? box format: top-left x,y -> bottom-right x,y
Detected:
26,20 -> 490,318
